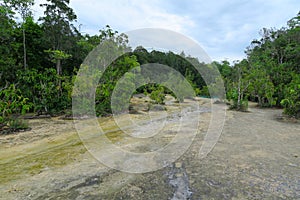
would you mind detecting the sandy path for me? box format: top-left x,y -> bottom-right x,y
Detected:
0,98 -> 299,199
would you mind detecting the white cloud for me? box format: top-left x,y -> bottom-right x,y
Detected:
186,0 -> 300,62
127,28 -> 211,62
30,0 -> 300,62
68,0 -> 195,34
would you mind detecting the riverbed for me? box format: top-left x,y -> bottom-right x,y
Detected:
0,97 -> 299,199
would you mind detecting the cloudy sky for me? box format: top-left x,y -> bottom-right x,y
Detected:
33,0 -> 300,62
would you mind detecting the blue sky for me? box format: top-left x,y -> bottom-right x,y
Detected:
33,0 -> 300,62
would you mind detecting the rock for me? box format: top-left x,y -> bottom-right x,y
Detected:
133,93 -> 146,99
150,104 -> 166,111
288,163 -> 297,167
175,162 -> 182,168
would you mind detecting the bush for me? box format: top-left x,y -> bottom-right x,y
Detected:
17,69 -> 72,115
281,75 -> 300,118
150,86 -> 165,104
230,99 -> 248,112
0,84 -> 32,134
8,118 -> 28,130
281,99 -> 300,118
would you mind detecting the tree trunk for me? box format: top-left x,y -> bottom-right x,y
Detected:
56,59 -> 61,75
23,27 -> 27,70
258,96 -> 262,107
56,59 -> 62,97
237,69 -> 241,110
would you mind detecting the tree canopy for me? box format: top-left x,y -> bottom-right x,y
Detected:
0,0 -> 299,133
216,12 -> 300,116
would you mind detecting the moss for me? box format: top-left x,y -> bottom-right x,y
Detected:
0,136 -> 86,184
106,130 -> 125,143
0,117 -> 129,184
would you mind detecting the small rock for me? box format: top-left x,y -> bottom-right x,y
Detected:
175,162 -> 182,168
288,163 -> 298,167
150,104 -> 166,111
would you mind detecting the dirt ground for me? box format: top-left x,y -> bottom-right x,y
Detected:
0,97 -> 299,199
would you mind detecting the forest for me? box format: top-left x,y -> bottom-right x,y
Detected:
0,0 -> 299,133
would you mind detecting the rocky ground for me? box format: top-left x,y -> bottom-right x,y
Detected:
0,97 -> 299,199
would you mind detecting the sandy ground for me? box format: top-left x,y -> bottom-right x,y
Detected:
0,97 -> 299,199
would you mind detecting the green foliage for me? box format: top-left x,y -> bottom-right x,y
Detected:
45,49 -> 72,75
231,99 -> 249,112
247,68 -> 275,107
0,84 -> 31,132
0,84 -> 31,118
150,85 -> 166,105
45,49 -> 72,63
223,60 -> 250,111
95,55 -> 140,115
39,0 -> 80,75
0,0 -> 299,122
199,86 -> 210,97
281,74 -> 300,118
111,72 -> 136,113
17,69 -> 72,114
3,0 -> 34,69
132,48 -> 207,92
3,0 -> 34,17
217,12 -> 300,116
7,118 -> 28,130
39,0 -> 78,49
72,64 -> 101,116
227,88 -> 249,112
0,4 -> 19,85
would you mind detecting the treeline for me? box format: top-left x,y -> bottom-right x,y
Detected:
0,0 -> 299,133
215,12 -> 300,118
0,0 -> 122,131
0,0 -> 215,133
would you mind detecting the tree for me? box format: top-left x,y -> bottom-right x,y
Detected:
248,68 -> 275,107
3,0 -> 34,69
226,11 -> 300,116
39,0 -> 79,75
95,54 -> 140,115
281,73 -> 300,118
0,3 -> 18,85
17,68 -> 72,114
45,49 -> 72,75
18,17 -> 46,70
227,60 -> 250,111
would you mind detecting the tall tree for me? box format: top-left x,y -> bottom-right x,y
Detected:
39,0 -> 78,75
0,3 -> 18,85
3,0 -> 34,69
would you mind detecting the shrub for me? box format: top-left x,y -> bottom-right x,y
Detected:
229,99 -> 248,112
150,86 -> 165,104
281,75 -> 300,118
17,69 -> 72,115
0,84 -> 32,134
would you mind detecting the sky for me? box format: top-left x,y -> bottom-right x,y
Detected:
32,0 -> 300,62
